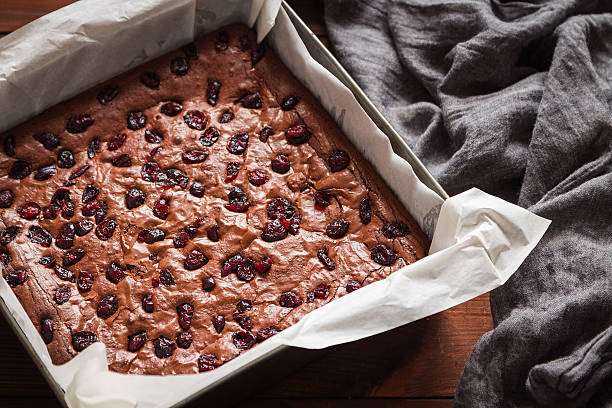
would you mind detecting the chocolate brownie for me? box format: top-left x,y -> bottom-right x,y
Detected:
0,24 -> 428,374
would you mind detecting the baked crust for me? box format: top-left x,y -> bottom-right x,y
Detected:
0,24 -> 428,374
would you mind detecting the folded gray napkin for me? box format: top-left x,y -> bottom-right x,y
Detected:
324,1 -> 612,406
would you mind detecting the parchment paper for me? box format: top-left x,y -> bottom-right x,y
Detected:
0,1 -> 551,407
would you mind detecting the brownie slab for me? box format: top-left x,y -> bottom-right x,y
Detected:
0,24 -> 428,375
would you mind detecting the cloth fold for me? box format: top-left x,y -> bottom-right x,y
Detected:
324,0 -> 612,406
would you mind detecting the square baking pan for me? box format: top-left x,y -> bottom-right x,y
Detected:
0,1 -> 448,407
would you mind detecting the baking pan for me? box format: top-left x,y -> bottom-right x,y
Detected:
0,2 -> 447,407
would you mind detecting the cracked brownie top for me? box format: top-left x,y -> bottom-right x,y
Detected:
0,24 -> 428,375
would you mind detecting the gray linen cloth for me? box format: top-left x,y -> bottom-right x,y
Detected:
324,1 -> 612,406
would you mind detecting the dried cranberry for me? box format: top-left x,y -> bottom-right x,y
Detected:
328,150 -> 350,172
173,231 -> 190,249
54,286 -> 71,304
267,198 -> 295,220
153,336 -> 176,358
189,181 -> 205,198
218,109 -> 234,123
62,248 -> 85,267
54,265 -> 75,282
206,80 -> 221,106
112,153 -> 131,167
141,129 -> 162,145
271,154 -> 290,174
127,111 -> 146,130
225,162 -> 241,183
33,132 -> 60,150
142,294 -> 154,313
288,213 -> 301,235
125,187 -> 146,209
88,138 -> 99,159
346,280 -> 362,293
40,318 -> 53,344
66,115 -> 94,134
159,168 -> 189,188
43,206 -> 58,220
68,165 -> 89,180
233,312 -> 252,331
152,277 -> 160,287
182,150 -> 208,164
55,223 -> 75,249
95,218 -> 116,241
97,295 -> 118,318
261,219 -> 289,242
0,190 -> 14,208
82,200 -> 106,223
279,291 -> 302,308
257,326 -> 280,342
382,222 -> 411,238
184,249 -> 208,271
184,110 -> 207,130
227,133 -> 249,155
248,170 -> 269,186
200,127 -> 220,146
108,133 -> 127,151
241,92 -> 263,109
285,125 -> 311,145
221,254 -> 243,277
177,303 -> 194,330
314,191 -> 332,211
317,248 -> 336,271
97,84 -> 119,104
150,146 -> 162,157
17,202 -> 40,219
51,188 -> 75,219
141,161 -> 162,182
254,257 -> 272,274
225,186 -> 249,212
183,42 -> 197,58
281,96 -> 300,110
236,258 -> 255,281
3,134 -> 15,156
33,164 -> 57,181
5,270 -> 27,288
370,244 -> 398,266
0,226 -> 19,245
202,277 -> 215,292
91,204 -> 107,225
215,31 -> 229,51
326,220 -> 349,239
239,35 -> 251,50
232,331 -> 256,350
81,184 -> 99,203
251,43 -> 265,66
0,248 -> 10,269
176,331 -> 192,349
77,270 -> 94,292
198,354 -> 220,372
106,262 -> 125,284
359,196 -> 371,224
140,71 -> 160,89
170,57 -> 189,75
234,300 -> 251,314
127,331 -> 147,352
138,228 -> 165,244
159,268 -> 175,286
212,315 -> 225,334
27,226 -> 51,247
259,126 -> 273,142
9,160 -> 32,179
72,331 -> 97,351
314,283 -> 331,299
160,101 -> 183,116
206,225 -> 219,242
153,198 -> 170,220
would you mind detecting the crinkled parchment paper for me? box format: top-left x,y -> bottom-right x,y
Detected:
0,1 -> 550,407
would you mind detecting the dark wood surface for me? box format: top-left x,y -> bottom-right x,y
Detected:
0,1 -> 494,407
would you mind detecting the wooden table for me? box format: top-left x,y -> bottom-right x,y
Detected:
0,1 -> 494,407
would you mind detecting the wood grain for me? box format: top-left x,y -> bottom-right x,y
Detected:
0,1 -> 494,407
